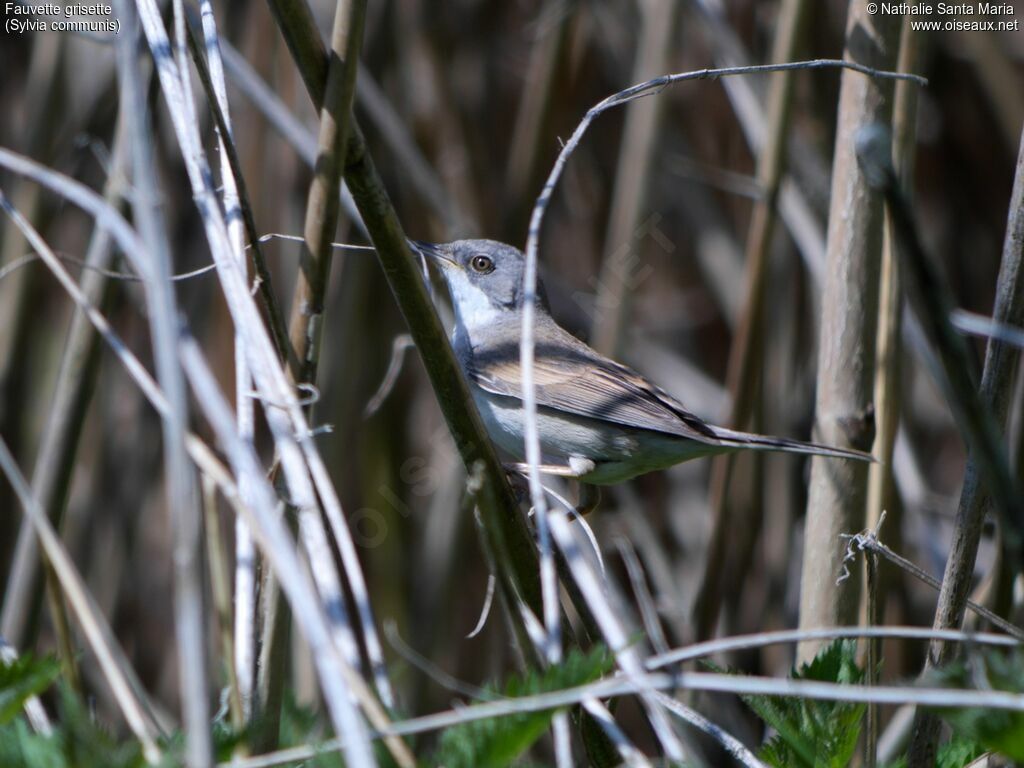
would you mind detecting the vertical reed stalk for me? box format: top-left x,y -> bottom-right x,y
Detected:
797,0 -> 901,663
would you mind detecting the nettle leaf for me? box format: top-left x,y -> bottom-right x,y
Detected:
0,654 -> 60,726
929,649 -> 1024,761
883,734 -> 985,768
0,719 -> 67,768
724,639 -> 866,768
53,687 -> 145,768
934,736 -> 986,768
430,644 -> 613,768
0,686 -> 146,768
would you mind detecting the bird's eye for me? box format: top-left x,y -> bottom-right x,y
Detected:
470,255 -> 494,274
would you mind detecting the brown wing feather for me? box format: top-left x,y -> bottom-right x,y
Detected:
466,324 -> 720,444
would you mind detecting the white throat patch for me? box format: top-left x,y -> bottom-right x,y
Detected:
447,273 -> 502,337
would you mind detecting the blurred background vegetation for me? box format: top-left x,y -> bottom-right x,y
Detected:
1,0 -> 1023,764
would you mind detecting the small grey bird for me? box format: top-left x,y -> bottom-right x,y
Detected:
415,238 -> 871,486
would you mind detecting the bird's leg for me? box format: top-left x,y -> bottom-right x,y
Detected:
502,462 -> 574,507
504,455 -> 596,478
502,456 -> 601,514
575,482 -> 602,516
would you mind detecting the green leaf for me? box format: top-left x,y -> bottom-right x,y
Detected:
0,654 -> 60,726
930,649 -> 1024,761
935,736 -> 986,768
717,639 -> 866,768
0,718 -> 67,768
883,733 -> 984,768
0,685 -> 145,768
429,644 -> 613,768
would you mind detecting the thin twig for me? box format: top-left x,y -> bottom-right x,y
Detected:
653,691 -> 767,768
867,14 -> 919,540
837,520 -> 1024,641
0,251 -> 218,282
274,0 -> 384,724
363,334 -> 414,417
865,532 -> 880,768
867,27 -> 919,766
383,621 -> 491,700
647,625 -> 1021,670
615,537 -> 669,656
216,666 -> 1024,768
952,309 -> 1024,349
580,699 -> 651,768
202,476 -> 244,727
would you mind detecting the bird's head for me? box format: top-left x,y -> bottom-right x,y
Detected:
413,239 -> 547,331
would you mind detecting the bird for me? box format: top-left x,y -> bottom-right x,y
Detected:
413,238 -> 872,489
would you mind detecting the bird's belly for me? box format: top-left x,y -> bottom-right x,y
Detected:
471,388 -> 641,462
471,386 -> 729,484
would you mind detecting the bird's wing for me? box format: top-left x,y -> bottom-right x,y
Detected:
466,328 -> 721,444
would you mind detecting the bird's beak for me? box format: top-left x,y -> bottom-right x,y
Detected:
410,240 -> 459,269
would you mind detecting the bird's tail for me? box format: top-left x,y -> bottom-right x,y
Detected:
710,426 -> 876,463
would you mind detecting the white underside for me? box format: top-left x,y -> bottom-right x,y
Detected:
470,385 -> 729,485
447,285 -> 734,484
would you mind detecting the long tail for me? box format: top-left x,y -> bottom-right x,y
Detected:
710,426 -> 876,463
